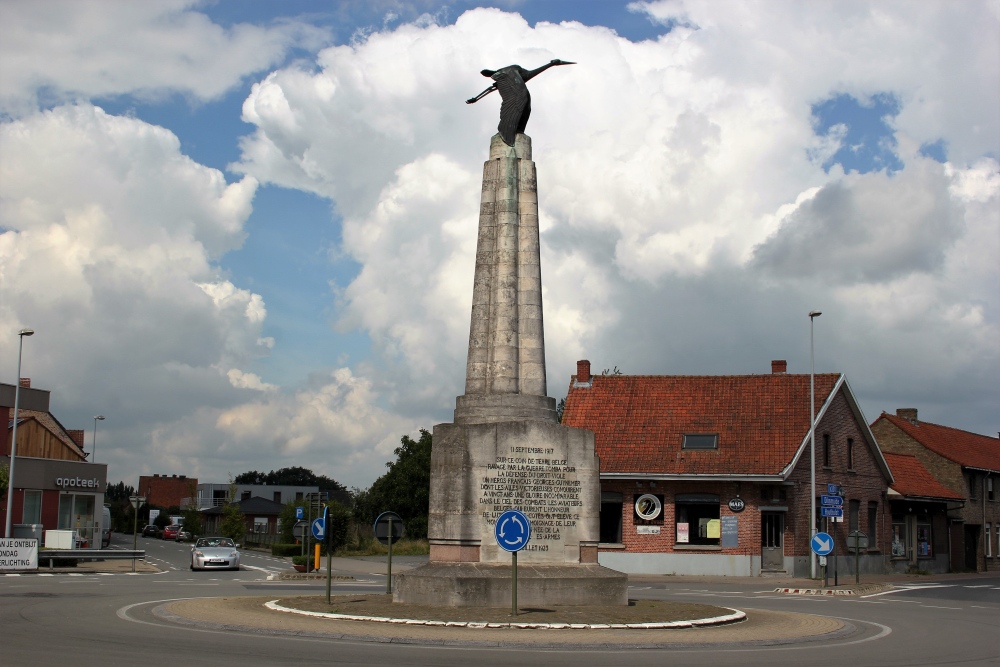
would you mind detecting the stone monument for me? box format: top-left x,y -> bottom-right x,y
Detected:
394,63 -> 627,606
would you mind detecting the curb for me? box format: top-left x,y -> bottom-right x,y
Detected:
263,600 -> 746,629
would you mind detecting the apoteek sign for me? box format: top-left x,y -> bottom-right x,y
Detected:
55,476 -> 103,490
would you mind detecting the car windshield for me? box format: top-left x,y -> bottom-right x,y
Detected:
196,538 -> 234,548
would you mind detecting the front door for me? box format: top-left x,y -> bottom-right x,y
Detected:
964,525 -> 981,571
761,512 -> 784,571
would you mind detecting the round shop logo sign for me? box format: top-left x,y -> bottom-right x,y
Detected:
634,493 -> 662,521
728,497 -> 746,512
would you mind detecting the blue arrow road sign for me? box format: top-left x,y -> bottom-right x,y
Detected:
821,494 -> 844,506
821,507 -> 844,518
811,532 -> 834,556
495,509 -> 531,552
311,517 -> 325,540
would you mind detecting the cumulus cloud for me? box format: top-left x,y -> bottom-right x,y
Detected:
0,0 -> 331,114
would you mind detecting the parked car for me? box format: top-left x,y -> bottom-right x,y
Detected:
176,528 -> 192,542
141,525 -> 161,538
162,524 -> 181,540
190,537 -> 240,571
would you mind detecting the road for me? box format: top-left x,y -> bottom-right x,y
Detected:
1,533 -> 997,666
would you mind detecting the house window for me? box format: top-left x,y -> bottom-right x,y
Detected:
891,514 -> 907,558
868,501 -> 878,550
823,434 -> 831,468
600,492 -> 623,543
295,492 -> 303,500
988,523 -> 993,558
847,438 -> 855,470
241,490 -> 251,501
849,499 -> 860,532
988,477 -> 994,501
916,515 -> 932,558
682,434 -> 718,450
675,493 -> 720,546
968,474 -> 977,499
273,491 -> 282,504
253,517 -> 268,533
22,490 -> 42,524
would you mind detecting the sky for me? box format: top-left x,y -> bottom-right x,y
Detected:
1,0 -> 997,492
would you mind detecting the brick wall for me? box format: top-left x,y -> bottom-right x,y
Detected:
138,474 -> 197,508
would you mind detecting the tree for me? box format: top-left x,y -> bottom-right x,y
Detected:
324,501 -> 351,552
354,430 -> 432,538
218,480 -> 245,543
556,397 -> 566,423
0,462 -> 8,498
182,504 -> 203,537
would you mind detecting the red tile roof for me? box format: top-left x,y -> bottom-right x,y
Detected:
8,407 -> 87,459
883,452 -> 963,500
873,413 -> 1000,472
562,372 -> 841,475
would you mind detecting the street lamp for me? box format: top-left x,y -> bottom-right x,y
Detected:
4,328 -> 34,538
809,310 -> 822,579
91,415 -> 105,463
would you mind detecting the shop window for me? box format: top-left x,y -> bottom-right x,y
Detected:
600,492 -> 623,543
22,490 -> 42,524
847,438 -> 855,470
867,501 -> 878,550
682,434 -> 717,450
822,434 -> 831,468
916,515 -> 932,558
891,514 -> 907,558
675,493 -> 720,546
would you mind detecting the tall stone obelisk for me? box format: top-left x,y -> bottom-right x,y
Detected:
394,133 -> 627,607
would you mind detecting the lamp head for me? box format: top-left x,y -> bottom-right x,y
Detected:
18,328 -> 34,337
809,311 -> 822,319
95,415 -> 105,421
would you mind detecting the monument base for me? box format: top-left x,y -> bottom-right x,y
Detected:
393,562 -> 628,607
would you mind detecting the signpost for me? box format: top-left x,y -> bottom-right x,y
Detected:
495,509 -> 531,616
811,532 -> 834,556
848,530 -> 867,584
374,511 -> 404,594
129,495 -> 145,573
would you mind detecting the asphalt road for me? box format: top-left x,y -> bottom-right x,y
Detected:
2,533 -> 998,667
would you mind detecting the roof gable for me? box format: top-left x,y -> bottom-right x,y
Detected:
883,452 -> 963,500
563,372 -> 844,476
8,408 -> 87,460
874,413 -> 1000,473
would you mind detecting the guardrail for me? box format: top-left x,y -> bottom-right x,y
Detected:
37,549 -> 145,569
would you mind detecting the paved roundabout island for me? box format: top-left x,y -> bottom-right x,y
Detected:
146,594 -> 851,649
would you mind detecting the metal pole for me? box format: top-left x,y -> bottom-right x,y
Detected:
91,415 -> 105,463
512,550 -> 518,616
809,311 -> 821,578
386,519 -> 393,595
855,533 -> 860,584
4,329 -> 33,538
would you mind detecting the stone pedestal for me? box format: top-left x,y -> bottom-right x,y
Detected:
394,133 -> 626,607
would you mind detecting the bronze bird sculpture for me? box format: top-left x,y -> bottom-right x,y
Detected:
466,59 -> 575,146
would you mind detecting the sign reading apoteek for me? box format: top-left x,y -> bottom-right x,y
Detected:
0,539 -> 38,571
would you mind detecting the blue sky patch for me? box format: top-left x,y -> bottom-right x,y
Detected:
812,92 -> 903,174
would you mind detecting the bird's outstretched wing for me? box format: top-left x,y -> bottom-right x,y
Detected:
492,67 -> 527,147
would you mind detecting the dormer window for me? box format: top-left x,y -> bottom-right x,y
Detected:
683,434 -> 718,450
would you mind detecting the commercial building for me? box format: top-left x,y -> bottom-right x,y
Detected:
2,381 -> 107,548
138,474 -> 197,508
562,360 -> 893,577
871,409 -> 1000,572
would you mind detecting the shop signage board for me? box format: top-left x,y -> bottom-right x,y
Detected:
296,507 -> 304,519
0,538 -> 38,571
727,497 -> 746,513
636,525 -> 660,535
721,516 -> 738,548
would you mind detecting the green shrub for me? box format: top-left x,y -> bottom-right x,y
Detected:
292,554 -> 314,566
271,543 -> 301,557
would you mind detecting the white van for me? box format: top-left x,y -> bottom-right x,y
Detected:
101,506 -> 112,548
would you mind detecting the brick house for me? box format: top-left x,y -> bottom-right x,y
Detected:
138,474 -> 197,509
882,452 -> 963,573
201,496 -> 284,536
561,360 -> 893,576
871,409 -> 1000,572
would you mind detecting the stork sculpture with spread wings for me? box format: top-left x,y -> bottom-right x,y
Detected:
466,59 -> 575,146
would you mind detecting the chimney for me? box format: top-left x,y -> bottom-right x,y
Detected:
19,378 -> 30,388
67,430 -> 86,450
577,360 -> 591,384
896,408 -> 918,423
771,360 -> 787,374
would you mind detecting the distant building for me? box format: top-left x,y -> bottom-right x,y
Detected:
201,496 -> 286,535
138,474 -> 197,509
871,409 -> 1000,572
188,483 -> 320,510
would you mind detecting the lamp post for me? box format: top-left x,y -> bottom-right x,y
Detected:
91,415 -> 105,463
809,310 -> 822,579
4,328 -> 34,538
129,494 -> 145,572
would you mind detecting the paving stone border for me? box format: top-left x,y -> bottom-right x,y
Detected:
264,599 -> 746,629
773,583 -> 892,596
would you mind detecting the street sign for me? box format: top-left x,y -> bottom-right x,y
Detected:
311,517 -> 325,541
292,520 -> 308,539
811,532 -> 834,556
827,484 -> 842,495
495,509 -> 531,552
821,494 -> 844,506
847,530 -> 868,552
821,507 -> 844,518
374,511 -> 404,546
295,507 -> 304,519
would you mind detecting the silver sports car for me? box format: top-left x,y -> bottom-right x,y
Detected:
190,537 -> 240,571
